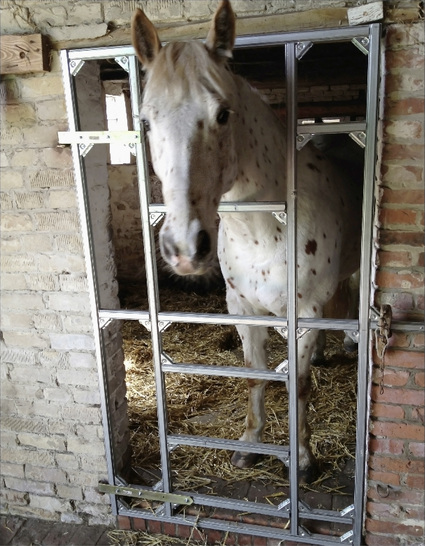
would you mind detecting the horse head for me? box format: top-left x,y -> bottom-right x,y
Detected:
132,1 -> 238,276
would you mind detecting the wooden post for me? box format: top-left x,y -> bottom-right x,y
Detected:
0,34 -> 51,74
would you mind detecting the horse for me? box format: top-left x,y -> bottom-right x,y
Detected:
131,0 -> 361,481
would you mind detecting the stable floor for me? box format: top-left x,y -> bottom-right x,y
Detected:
0,516 -> 113,546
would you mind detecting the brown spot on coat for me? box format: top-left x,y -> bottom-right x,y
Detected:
305,239 -> 317,255
307,162 -> 320,173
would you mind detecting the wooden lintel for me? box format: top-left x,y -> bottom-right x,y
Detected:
48,6 -> 421,52
55,7 -> 350,50
0,34 -> 51,75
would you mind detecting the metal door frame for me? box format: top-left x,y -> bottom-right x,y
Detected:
59,23 -> 389,545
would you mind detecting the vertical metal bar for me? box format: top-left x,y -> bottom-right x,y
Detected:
128,55 -> 173,517
59,50 -> 118,514
353,23 -> 381,545
285,41 -> 300,536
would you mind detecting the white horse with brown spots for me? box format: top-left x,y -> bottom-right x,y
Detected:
132,0 -> 361,481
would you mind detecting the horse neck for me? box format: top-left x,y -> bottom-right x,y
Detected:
226,76 -> 287,202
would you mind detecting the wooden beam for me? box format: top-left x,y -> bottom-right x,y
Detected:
55,7 -> 350,50
0,34 -> 51,75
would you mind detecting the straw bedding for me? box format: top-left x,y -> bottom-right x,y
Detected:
121,285 -> 357,495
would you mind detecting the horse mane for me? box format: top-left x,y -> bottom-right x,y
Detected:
143,41 -> 236,106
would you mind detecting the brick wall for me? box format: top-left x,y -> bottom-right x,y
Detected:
1,0 -> 424,540
0,49 -> 114,523
366,21 -> 425,546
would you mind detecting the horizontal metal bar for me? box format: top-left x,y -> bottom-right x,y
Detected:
189,491 -> 289,518
148,201 -> 287,214
162,361 -> 288,382
68,45 -> 135,61
98,483 -> 193,505
58,130 -> 141,145
98,308 -> 424,334
235,25 -> 373,48
167,434 -> 289,458
98,308 -> 360,330
118,504 -> 348,544
298,122 -> 366,135
188,492 -> 353,525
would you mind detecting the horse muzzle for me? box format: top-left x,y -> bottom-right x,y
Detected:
160,228 -> 213,277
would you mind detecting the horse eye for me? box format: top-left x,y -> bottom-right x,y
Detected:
216,108 -> 230,125
142,119 -> 151,132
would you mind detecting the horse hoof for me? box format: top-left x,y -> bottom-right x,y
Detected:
231,451 -> 261,468
299,464 -> 321,484
311,355 -> 328,367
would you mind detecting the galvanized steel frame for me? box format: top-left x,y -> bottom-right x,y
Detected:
60,23 -> 384,545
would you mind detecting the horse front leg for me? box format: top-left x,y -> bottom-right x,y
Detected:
231,324 -> 269,468
297,328 -> 320,482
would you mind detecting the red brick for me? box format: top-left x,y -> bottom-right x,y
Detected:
367,469 -> 401,487
366,500 -> 400,518
386,96 -> 425,115
412,332 -> 424,349
371,420 -> 424,441
375,270 -> 424,290
381,164 -> 424,186
117,516 -> 132,530
414,371 -> 424,387
369,437 -> 404,455
147,519 -> 162,534
378,250 -> 412,267
364,532 -> 402,546
133,517 -> 146,531
371,402 -> 405,420
371,384 -> 424,407
379,229 -> 424,247
411,406 -> 424,422
365,518 -> 424,537
188,527 -> 207,542
374,292 -> 415,321
369,454 -> 424,474
409,442 -> 425,458
367,485 -> 424,505
381,143 -> 424,162
382,189 -> 424,206
224,532 -> 237,545
385,72 -> 424,97
417,253 -> 424,267
386,46 -> 425,69
406,473 -> 425,489
384,120 -> 424,143
378,368 -> 410,387
203,529 -> 223,543
382,349 -> 425,369
386,331 -> 411,349
237,533 -> 253,545
162,522 -> 177,537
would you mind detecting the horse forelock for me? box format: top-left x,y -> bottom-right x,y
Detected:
144,41 -> 234,107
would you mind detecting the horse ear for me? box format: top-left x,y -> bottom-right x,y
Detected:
131,8 -> 162,68
205,0 -> 236,60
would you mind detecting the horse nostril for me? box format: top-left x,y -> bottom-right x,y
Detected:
196,230 -> 211,260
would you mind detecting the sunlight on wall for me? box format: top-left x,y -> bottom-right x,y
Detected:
105,93 -> 131,164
